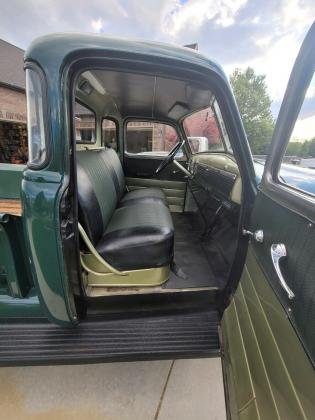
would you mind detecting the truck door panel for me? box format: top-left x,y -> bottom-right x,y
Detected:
222,22 -> 315,419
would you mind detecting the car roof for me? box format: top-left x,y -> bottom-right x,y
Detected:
25,33 -> 227,81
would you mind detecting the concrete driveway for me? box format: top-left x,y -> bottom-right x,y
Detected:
0,357 -> 226,419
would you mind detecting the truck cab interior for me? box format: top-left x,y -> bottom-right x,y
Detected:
73,66 -> 243,305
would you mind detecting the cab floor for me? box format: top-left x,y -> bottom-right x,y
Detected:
86,212 -> 225,298
163,213 -> 226,290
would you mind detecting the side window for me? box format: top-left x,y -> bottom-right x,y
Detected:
183,101 -> 231,154
26,68 -> 46,167
279,72 -> 315,196
102,119 -> 117,150
74,101 -> 96,143
125,121 -> 179,156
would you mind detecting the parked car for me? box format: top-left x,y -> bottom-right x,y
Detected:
254,159 -> 315,195
0,22 -> 315,419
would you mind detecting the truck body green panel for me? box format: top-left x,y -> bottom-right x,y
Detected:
0,289 -> 43,318
0,163 -> 25,199
0,217 -> 33,297
21,169 -> 76,325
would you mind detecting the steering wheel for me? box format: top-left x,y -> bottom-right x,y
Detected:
155,140 -> 185,174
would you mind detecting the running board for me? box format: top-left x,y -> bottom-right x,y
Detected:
0,311 -> 220,366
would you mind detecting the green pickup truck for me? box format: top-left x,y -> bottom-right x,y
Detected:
0,22 -> 315,419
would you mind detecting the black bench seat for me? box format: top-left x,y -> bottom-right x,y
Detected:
77,148 -> 174,272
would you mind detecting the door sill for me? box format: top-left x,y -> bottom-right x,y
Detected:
86,285 -> 219,297
0,310 -> 220,366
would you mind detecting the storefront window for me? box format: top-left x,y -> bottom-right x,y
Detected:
26,68 -> 47,167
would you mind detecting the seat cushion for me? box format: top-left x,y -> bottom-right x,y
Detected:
96,202 -> 174,271
120,187 -> 167,206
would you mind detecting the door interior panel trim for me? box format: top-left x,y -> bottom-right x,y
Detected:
126,177 -> 186,190
222,246 -> 315,419
126,177 -> 187,211
127,185 -> 186,198
250,191 -> 315,367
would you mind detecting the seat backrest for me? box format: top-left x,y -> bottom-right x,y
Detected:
100,148 -> 126,200
77,149 -> 119,244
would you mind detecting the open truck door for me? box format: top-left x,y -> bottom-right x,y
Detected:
0,68 -> 78,325
1,29 -> 314,418
222,22 -> 315,419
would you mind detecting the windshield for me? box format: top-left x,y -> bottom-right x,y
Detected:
183,100 -> 232,154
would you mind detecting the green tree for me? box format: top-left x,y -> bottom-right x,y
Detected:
300,141 -> 310,157
308,138 -> 315,157
230,67 -> 275,154
285,142 -> 303,156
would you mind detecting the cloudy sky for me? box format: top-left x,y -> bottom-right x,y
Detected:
0,0 -> 314,138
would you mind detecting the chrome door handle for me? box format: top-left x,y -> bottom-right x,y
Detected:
270,244 -> 295,300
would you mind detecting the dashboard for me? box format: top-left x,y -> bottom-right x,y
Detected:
188,153 -> 242,205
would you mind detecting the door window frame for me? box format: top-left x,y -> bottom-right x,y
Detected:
260,24 -> 315,223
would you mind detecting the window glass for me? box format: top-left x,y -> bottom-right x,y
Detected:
26,68 -> 46,167
183,102 -> 228,154
74,101 -> 96,143
279,72 -> 315,196
125,121 -> 179,156
102,119 -> 117,150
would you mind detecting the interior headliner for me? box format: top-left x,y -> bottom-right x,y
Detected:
76,69 -> 213,121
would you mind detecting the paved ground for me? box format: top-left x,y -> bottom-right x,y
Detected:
0,357 -> 226,420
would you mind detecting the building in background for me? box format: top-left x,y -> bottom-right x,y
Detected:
0,39 -> 27,164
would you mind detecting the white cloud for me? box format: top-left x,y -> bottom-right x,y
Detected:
224,0 -> 315,103
91,18 -> 103,33
250,32 -> 301,100
251,16 -> 260,24
291,114 -> 315,140
161,0 -> 248,37
0,0 -> 313,114
282,0 -> 312,32
306,82 -> 315,99
254,35 -> 273,48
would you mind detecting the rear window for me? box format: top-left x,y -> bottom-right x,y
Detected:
125,121 -> 179,156
75,102 -> 96,143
